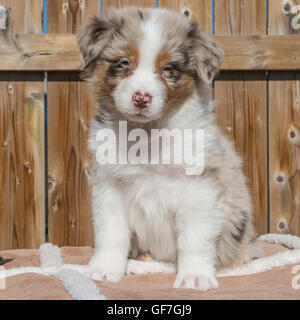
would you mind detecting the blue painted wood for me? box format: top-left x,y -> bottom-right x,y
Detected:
43,0 -> 47,34
212,0 -> 214,34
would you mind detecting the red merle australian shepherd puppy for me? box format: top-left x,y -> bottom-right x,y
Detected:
77,7 -> 260,291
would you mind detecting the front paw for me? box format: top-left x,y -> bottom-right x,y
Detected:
173,273 -> 219,291
91,268 -> 124,282
89,254 -> 126,282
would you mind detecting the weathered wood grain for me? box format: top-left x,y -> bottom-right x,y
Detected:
215,73 -> 268,235
158,0 -> 212,34
47,0 -> 100,34
0,34 -> 299,71
47,0 -> 99,247
0,0 -> 43,34
48,73 -> 95,246
269,0 -> 300,35
0,73 -> 45,249
0,0 -> 44,250
214,0 -> 266,35
0,75 -> 9,249
214,0 -> 268,235
269,73 -> 300,235
216,35 -> 300,70
269,2 -> 300,236
102,0 -> 156,12
0,34 -> 80,71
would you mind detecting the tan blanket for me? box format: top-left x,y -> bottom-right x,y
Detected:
0,242 -> 299,300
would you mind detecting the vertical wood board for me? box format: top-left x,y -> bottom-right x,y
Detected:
269,1 -> 300,235
158,0 -> 212,34
47,0 -> 100,246
0,0 -> 45,249
214,0 -> 268,235
0,73 -> 45,249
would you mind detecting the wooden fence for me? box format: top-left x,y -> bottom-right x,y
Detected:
0,0 -> 299,250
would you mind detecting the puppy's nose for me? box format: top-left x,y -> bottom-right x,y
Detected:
132,91 -> 152,109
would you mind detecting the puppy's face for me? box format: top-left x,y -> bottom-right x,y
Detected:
78,8 -> 223,123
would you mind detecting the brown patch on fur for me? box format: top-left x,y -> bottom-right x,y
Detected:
155,50 -> 171,71
164,73 -> 195,110
155,49 -> 195,111
106,45 -> 139,79
78,7 -> 145,80
91,45 -> 139,108
126,46 -> 139,68
92,64 -> 110,95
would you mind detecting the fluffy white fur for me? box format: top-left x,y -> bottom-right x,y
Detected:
89,95 -> 227,290
78,7 -> 259,291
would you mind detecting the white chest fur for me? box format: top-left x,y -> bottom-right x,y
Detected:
116,166 -> 185,262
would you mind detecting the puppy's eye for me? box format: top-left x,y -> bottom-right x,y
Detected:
117,58 -> 130,68
162,64 -> 173,72
161,64 -> 180,78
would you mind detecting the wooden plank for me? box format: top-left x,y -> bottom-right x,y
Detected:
48,73 -> 95,246
0,0 -> 43,34
214,0 -> 268,235
215,35 -> 300,70
158,0 -> 212,34
269,2 -> 300,235
0,34 -> 299,71
0,74 -> 45,249
0,75 -> 10,249
269,73 -> 300,235
102,0 -> 156,12
0,34 -> 80,71
214,0 -> 266,35
47,0 -> 99,247
215,73 -> 268,235
47,0 -> 100,34
0,0 -> 44,250
269,0 -> 300,35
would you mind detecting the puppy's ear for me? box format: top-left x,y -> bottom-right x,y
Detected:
77,16 -> 114,77
187,22 -> 224,84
